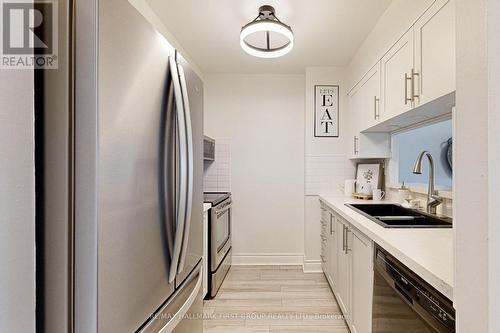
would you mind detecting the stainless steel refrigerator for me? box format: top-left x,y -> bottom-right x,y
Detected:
35,0 -> 204,332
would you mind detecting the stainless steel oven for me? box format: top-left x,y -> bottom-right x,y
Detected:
204,192 -> 232,298
210,198 -> 232,270
373,244 -> 455,333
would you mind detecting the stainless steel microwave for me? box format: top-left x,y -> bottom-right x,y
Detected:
203,136 -> 215,161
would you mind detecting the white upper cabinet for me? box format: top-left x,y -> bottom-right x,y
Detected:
348,62 -> 390,159
380,29 -> 415,121
359,62 -> 383,130
414,0 -> 455,106
351,0 -> 456,133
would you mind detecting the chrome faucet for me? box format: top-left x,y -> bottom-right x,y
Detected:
412,151 -> 443,214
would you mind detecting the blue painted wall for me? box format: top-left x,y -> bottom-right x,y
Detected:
395,119 -> 452,189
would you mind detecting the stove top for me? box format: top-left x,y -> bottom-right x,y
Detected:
203,192 -> 231,206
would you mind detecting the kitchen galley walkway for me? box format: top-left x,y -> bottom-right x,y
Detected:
203,265 -> 349,333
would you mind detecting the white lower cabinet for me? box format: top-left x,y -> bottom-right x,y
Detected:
350,228 -> 374,333
335,217 -> 351,316
328,213 -> 338,289
320,200 -> 374,332
320,205 -> 329,274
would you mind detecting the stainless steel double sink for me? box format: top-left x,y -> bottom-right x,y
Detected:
346,203 -> 452,228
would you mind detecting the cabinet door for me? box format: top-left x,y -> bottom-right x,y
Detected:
320,206 -> 329,274
414,0 -> 455,106
328,214 -> 338,289
381,29 -> 414,121
348,82 -> 390,159
358,62 -> 382,130
350,229 -> 374,333
348,83 -> 362,157
356,133 -> 391,159
335,219 -> 351,317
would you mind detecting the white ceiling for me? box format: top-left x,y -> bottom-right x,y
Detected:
147,0 -> 392,74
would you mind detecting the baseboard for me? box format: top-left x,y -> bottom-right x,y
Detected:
303,259 -> 323,273
232,253 -> 304,266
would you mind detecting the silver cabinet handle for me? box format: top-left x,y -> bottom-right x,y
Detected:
342,225 -> 346,252
177,63 -> 194,274
353,136 -> 359,155
404,73 -> 412,105
412,68 -> 420,101
374,96 -> 380,120
330,214 -> 334,235
345,227 -> 351,253
168,56 -> 187,283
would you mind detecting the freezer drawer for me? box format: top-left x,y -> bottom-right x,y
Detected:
140,261 -> 203,333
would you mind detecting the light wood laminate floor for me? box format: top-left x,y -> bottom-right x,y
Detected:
203,265 -> 349,333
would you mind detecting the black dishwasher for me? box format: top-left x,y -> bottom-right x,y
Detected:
372,244 -> 455,333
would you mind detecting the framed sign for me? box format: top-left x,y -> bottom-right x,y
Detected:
314,85 -> 339,137
355,162 -> 384,192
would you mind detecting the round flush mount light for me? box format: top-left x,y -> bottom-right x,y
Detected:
240,5 -> 294,58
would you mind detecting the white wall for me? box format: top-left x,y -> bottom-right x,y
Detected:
347,0 -> 433,89
129,0 -> 204,80
488,0 -> 500,329
204,74 -> 305,264
303,67 -> 354,272
455,0 -> 488,331
0,71 -> 35,332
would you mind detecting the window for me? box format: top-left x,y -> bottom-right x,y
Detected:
392,119 -> 452,189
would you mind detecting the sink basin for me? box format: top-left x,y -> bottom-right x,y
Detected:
346,204 -> 452,228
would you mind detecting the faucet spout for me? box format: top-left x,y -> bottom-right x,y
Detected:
412,151 -> 443,214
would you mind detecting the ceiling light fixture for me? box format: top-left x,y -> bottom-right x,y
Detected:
240,5 -> 294,58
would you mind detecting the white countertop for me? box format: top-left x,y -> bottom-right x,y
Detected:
319,194 -> 454,301
203,203 -> 211,212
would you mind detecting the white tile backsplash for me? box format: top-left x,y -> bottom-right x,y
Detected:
203,139 -> 231,192
305,154 -> 355,196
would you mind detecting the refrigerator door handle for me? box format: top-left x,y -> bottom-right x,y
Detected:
168,56 -> 188,283
160,79 -> 176,258
177,64 -> 194,274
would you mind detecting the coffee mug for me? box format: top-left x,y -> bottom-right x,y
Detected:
373,189 -> 385,201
